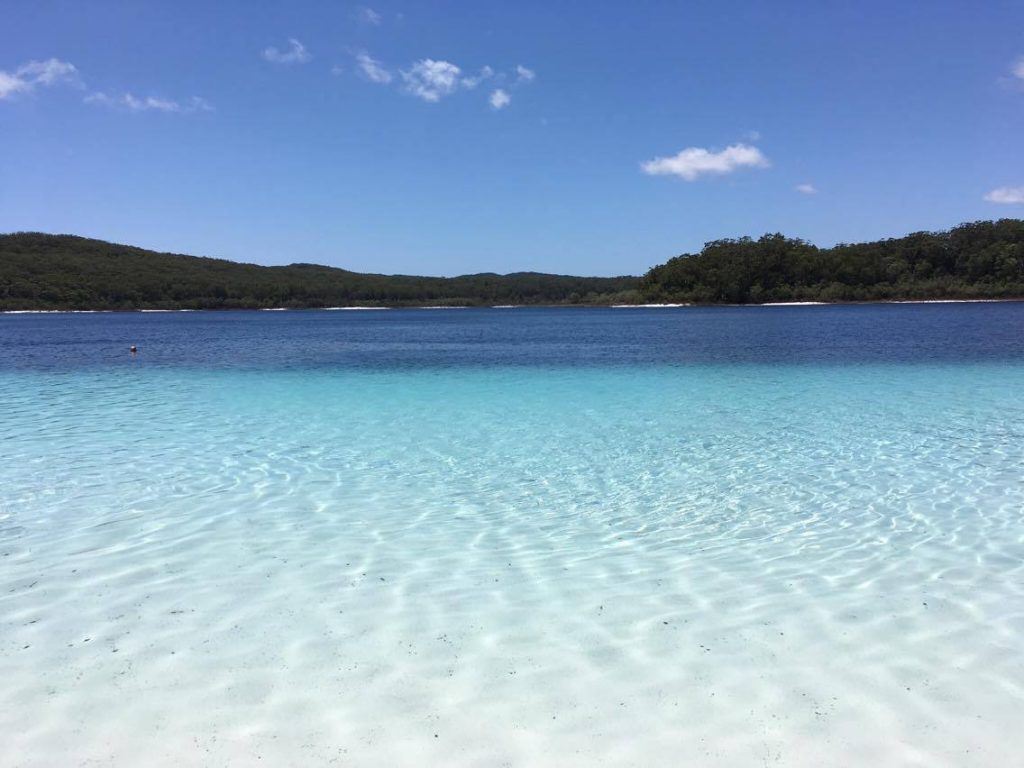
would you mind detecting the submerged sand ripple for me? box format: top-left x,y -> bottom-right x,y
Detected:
1,365 -> 1023,766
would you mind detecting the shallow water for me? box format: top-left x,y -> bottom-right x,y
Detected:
2,306 -> 1023,766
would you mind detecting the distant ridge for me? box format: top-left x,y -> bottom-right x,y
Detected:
0,234 -> 640,311
2,220 -> 1023,311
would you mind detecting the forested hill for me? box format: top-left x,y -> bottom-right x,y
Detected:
4,220 -> 1024,311
641,219 -> 1024,303
0,233 -> 640,310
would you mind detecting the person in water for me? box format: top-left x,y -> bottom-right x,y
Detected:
130,345 -> 137,356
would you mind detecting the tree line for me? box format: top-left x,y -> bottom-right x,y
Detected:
0,233 -> 640,310
640,219 -> 1024,303
2,220 -> 1023,310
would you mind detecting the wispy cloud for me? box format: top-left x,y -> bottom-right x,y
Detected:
515,65 -> 535,84
461,66 -> 494,89
400,61 -> 501,102
86,92 -> 213,113
351,55 -> 533,108
997,56 -> 1024,90
0,58 -> 79,99
984,186 -> 1024,204
355,6 -> 383,25
641,143 -> 770,181
489,88 -> 510,110
355,52 -> 393,83
2,56 -> 209,115
1012,57 -> 1024,81
795,183 -> 817,194
401,59 -> 463,102
262,38 -> 311,65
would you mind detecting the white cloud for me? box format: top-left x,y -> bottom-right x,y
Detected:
795,183 -> 817,194
0,72 -> 28,99
262,38 -> 311,64
129,94 -> 176,111
18,58 -> 78,86
641,143 -> 770,181
0,58 -> 79,99
355,52 -> 393,83
86,92 -> 213,113
351,57 -> 530,108
1012,57 -> 1024,80
356,6 -> 383,25
401,58 -> 462,102
461,65 -> 494,89
515,64 -> 535,84
489,88 -> 511,110
1,57 -> 210,115
984,186 -> 1024,204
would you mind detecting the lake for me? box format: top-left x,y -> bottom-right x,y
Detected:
2,305 -> 1023,766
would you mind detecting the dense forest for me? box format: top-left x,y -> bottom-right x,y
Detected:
0,234 -> 640,310
2,220 -> 1023,310
641,219 -> 1024,303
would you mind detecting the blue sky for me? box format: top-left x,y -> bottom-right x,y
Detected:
2,0 -> 1023,276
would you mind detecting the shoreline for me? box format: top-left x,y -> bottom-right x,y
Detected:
3,297 -> 1024,314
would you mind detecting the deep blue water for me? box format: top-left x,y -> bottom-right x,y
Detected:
3,303 -> 1024,370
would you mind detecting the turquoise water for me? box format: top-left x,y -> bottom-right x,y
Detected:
2,307 -> 1024,766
